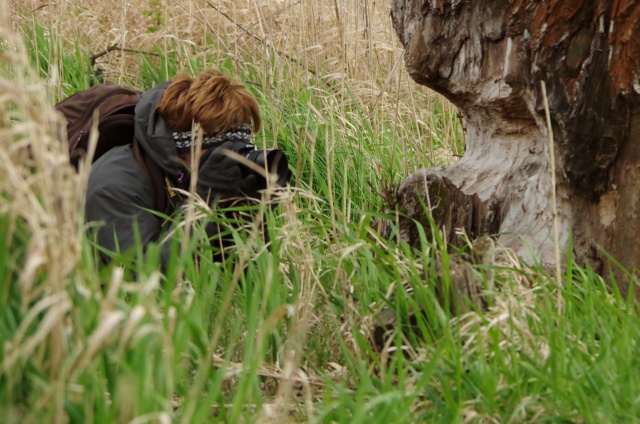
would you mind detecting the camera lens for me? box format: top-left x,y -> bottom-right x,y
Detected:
244,149 -> 291,186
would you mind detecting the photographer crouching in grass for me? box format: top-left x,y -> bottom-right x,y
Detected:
84,69 -> 291,272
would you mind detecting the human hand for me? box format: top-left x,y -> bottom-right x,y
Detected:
195,141 -> 243,202
238,174 -> 262,201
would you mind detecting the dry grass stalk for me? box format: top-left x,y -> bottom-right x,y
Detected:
1,6 -> 172,419
13,0 -> 461,166
2,0 -> 81,381
5,1 -> 467,420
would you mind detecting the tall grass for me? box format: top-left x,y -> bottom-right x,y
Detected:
2,1 -> 640,423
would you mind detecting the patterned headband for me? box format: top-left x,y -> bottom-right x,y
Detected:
173,123 -> 252,152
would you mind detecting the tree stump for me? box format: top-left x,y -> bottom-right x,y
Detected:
389,0 -> 640,296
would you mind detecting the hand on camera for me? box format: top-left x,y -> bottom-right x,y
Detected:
195,141 -> 261,204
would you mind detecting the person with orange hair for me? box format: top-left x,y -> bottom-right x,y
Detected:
85,69 -> 290,269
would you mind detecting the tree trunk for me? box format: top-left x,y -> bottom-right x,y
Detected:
389,1 -> 640,295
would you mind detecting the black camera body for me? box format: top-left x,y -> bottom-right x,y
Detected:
232,143 -> 292,187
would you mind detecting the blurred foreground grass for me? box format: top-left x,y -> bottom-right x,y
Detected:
2,2 -> 640,423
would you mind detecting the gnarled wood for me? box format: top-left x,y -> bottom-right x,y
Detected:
390,0 -> 640,294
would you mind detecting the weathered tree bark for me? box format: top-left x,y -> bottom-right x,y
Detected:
389,1 -> 640,294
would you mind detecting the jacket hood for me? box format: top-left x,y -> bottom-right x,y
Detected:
134,82 -> 182,178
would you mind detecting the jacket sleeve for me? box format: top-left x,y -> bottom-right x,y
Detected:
85,145 -> 170,269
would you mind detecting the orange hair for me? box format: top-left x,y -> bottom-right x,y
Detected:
156,69 -> 261,135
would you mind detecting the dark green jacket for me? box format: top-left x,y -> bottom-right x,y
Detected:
85,82 -> 186,269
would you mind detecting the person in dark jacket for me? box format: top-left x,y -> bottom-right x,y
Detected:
85,69 -> 280,270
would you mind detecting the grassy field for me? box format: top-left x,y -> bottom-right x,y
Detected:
2,1 -> 640,423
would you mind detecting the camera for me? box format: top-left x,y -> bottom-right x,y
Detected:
235,143 -> 291,187
243,148 -> 291,186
